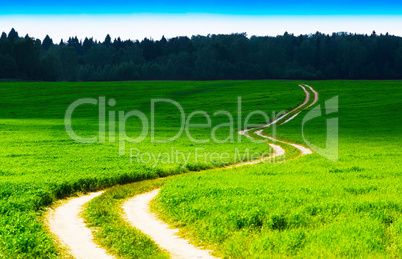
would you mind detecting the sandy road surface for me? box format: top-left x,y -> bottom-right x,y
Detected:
47,191 -> 115,259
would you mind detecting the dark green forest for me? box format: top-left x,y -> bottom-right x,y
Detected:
1,28 -> 402,81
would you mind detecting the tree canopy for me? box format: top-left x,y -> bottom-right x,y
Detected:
0,29 -> 401,81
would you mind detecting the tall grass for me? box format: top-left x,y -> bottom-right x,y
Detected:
0,80 -> 301,257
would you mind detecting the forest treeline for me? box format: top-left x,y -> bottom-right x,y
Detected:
1,28 -> 402,81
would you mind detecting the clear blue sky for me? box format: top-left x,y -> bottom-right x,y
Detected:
1,0 -> 401,41
1,0 -> 402,15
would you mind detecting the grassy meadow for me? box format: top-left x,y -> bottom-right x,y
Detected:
0,80 -> 304,257
153,81 -> 402,258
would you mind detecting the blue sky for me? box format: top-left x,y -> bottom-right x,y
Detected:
2,0 -> 402,15
1,1 -> 401,41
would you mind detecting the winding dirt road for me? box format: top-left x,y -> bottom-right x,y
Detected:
122,84 -> 318,258
46,84 -> 318,259
240,84 -> 317,155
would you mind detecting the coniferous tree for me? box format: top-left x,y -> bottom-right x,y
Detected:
7,28 -> 18,40
42,35 -> 53,50
104,34 -> 112,47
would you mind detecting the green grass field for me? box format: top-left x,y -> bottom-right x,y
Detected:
0,80 -> 303,257
0,80 -> 401,258
153,81 -> 402,258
